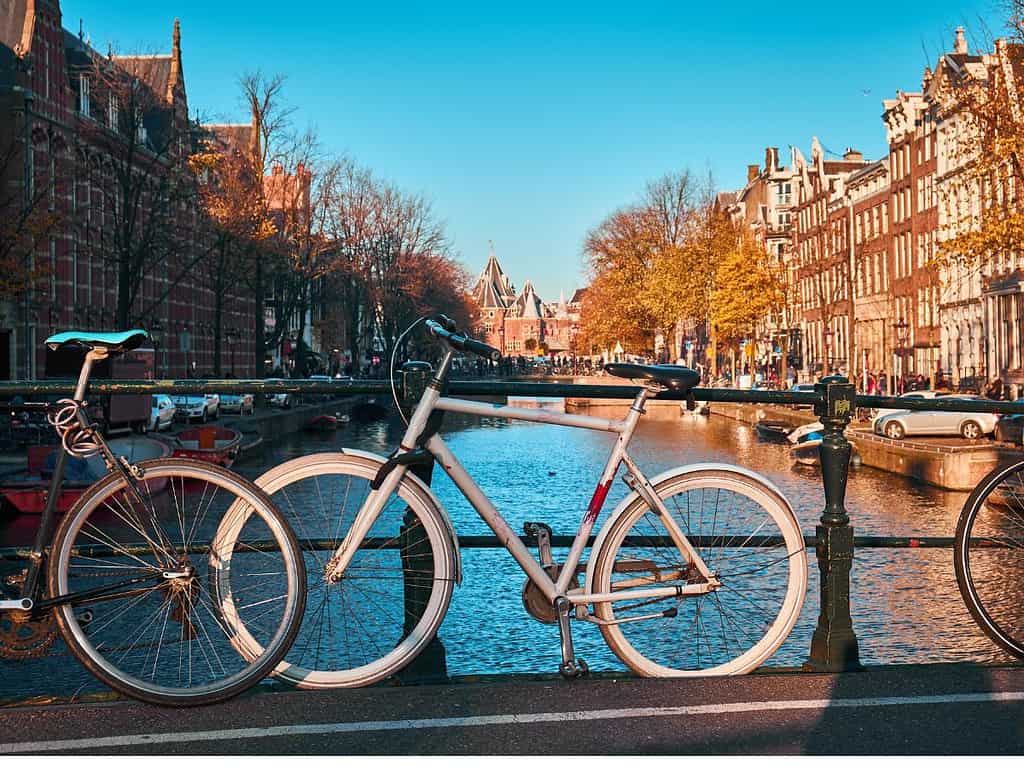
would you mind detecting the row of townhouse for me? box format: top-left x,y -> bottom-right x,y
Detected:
724,28 -> 1024,394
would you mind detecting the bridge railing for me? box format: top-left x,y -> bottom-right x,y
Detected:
1,372 -> 1023,677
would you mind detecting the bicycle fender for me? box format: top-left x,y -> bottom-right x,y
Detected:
583,462 -> 798,597
339,448 -> 463,586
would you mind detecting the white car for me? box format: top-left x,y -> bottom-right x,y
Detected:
265,379 -> 296,409
220,393 -> 255,415
172,394 -> 220,423
149,395 -> 176,432
872,394 -> 1000,440
872,391 -> 950,423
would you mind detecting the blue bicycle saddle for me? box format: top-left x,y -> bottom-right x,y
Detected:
45,329 -> 150,353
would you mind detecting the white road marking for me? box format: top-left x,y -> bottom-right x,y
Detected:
2,691 -> 1023,753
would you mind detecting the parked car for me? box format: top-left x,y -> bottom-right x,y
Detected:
872,391 -> 951,423
172,393 -> 220,423
787,383 -> 816,409
219,393 -> 255,415
149,395 -> 176,432
264,379 -> 296,409
872,394 -> 1000,440
993,399 -> 1024,444
307,374 -> 333,402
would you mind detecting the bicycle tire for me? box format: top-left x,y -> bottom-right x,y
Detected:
954,461 -> 1024,659
225,453 -> 457,689
592,468 -> 807,675
48,458 -> 306,706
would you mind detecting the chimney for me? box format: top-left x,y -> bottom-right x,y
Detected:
955,26 -> 968,55
747,164 -> 759,183
843,148 -> 863,162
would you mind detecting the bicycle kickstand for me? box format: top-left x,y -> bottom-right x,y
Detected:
555,596 -> 588,679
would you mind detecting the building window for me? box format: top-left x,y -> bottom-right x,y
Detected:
108,94 -> 118,131
78,74 -> 90,117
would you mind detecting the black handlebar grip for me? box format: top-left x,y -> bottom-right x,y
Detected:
435,314 -> 458,332
463,338 -> 501,362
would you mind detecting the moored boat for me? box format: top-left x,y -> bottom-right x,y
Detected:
755,420 -> 792,442
172,426 -> 242,468
787,422 -> 862,468
306,414 -> 340,431
0,436 -> 171,515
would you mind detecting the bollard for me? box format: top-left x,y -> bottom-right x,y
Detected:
396,360 -> 449,682
806,374 -> 863,671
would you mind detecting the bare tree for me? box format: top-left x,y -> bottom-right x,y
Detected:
77,51 -> 195,329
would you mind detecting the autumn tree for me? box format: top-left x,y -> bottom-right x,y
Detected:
710,234 -> 784,375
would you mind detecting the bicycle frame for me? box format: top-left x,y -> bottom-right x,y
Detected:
325,349 -> 720,610
0,348 -> 165,615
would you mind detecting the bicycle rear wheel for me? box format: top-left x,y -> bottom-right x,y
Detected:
592,468 -> 807,675
48,458 -> 306,706
954,461 -> 1024,659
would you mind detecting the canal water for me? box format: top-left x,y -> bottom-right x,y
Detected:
243,400 -> 1018,677
0,400 -> 1015,701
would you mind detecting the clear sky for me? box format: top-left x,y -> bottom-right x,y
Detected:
62,0 -> 1006,301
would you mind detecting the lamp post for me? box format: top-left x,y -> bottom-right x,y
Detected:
894,317 -> 909,394
570,323 -> 579,376
824,326 -> 834,378
150,320 -> 164,377
225,327 -> 238,375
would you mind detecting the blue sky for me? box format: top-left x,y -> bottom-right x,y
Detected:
63,0 -> 1005,301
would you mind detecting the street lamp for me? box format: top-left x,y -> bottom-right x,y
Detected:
150,320 -> 164,377
894,317 -> 910,394
225,327 -> 239,375
824,326 -> 834,377
570,323 -> 579,376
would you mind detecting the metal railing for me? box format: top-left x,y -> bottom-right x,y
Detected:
2,372 -> 1023,677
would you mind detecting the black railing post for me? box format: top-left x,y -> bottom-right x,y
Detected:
806,374 -> 863,671
396,360 -> 448,682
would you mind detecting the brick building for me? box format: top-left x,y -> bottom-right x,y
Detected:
471,248 -> 582,358
0,1 -> 255,378
724,28 -> 1020,391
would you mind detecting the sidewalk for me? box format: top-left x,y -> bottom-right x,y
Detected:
0,664 -> 1020,754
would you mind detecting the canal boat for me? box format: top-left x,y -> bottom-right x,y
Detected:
171,426 -> 242,468
787,421 -> 861,468
678,400 -> 710,416
755,420 -> 793,443
0,436 -> 171,515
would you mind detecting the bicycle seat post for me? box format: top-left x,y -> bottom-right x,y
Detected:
73,347 -> 107,405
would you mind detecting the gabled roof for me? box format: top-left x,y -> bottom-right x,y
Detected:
112,55 -> 172,97
472,251 -> 517,309
0,0 -> 31,56
206,123 -> 253,152
514,280 -> 544,319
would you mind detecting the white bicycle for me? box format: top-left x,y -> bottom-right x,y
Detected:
220,317 -> 807,688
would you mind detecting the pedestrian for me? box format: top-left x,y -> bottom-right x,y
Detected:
878,370 -> 888,395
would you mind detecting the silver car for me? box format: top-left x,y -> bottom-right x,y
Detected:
872,394 -> 999,440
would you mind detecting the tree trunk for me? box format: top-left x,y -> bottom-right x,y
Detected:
253,250 -> 266,378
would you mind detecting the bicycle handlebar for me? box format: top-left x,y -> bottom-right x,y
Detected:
426,319 -> 501,362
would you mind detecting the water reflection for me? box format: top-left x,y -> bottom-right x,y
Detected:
253,403 -> 1015,674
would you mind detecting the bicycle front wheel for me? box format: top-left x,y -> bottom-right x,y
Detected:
48,458 -> 306,706
954,461 -> 1024,659
592,468 -> 807,675
236,453 -> 457,689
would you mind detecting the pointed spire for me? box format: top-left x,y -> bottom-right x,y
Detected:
954,26 -> 968,55
168,18 -> 183,101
